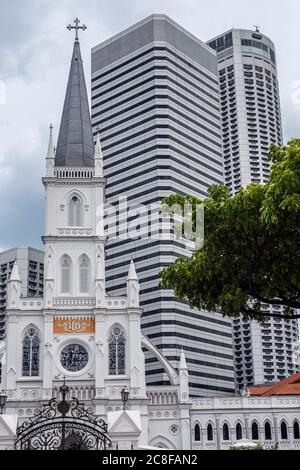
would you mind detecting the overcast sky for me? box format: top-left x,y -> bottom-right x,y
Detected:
0,0 -> 299,253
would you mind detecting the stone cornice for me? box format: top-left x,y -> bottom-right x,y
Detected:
42,176 -> 105,187
42,236 -> 106,243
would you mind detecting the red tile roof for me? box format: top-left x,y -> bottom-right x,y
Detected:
249,373 -> 300,396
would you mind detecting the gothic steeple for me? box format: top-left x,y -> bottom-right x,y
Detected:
55,19 -> 94,167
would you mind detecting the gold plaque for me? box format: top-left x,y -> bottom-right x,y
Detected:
53,316 -> 95,334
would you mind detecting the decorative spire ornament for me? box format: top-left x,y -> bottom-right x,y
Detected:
67,17 -> 87,42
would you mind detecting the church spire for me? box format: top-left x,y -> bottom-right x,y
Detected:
55,19 -> 94,168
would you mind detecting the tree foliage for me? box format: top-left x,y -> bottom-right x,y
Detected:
160,140 -> 300,320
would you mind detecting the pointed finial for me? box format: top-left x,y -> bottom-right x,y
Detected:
47,124 -> 55,159
94,127 -> 104,177
179,348 -> 188,370
10,261 -> 21,282
127,259 -> 138,281
95,128 -> 103,159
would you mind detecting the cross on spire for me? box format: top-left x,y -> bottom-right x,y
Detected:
67,17 -> 87,42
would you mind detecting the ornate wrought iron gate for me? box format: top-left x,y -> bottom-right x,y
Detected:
15,382 -> 111,450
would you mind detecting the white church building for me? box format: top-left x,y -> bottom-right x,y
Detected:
0,22 -> 300,451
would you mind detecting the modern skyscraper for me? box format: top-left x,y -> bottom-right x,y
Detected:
0,247 -> 44,339
91,14 -> 235,396
207,28 -> 283,193
207,29 -> 299,389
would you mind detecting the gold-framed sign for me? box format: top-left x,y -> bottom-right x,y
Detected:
53,316 -> 95,334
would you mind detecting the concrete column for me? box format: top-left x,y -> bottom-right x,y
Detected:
244,414 -> 250,439
94,311 -> 105,397
179,406 -> 191,450
215,415 -> 221,450
273,413 -> 279,443
42,311 -> 53,399
5,312 -> 18,396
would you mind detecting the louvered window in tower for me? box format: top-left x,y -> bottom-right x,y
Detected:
80,257 -> 89,293
68,196 -> 82,226
61,256 -> 71,293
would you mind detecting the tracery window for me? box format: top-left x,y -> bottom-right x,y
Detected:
60,344 -> 89,372
207,423 -> 213,441
264,421 -> 272,440
194,423 -> 201,441
251,421 -> 259,440
108,327 -> 126,375
280,421 -> 288,440
236,423 -> 242,440
293,421 -> 300,439
223,423 -> 230,441
22,327 -> 40,376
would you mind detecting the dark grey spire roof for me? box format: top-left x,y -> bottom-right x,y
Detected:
55,40 -> 94,167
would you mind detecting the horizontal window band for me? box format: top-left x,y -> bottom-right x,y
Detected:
92,66 -> 219,106
154,342 -> 233,360
99,113 -> 222,149
94,103 -> 221,139
106,174 -> 215,199
106,240 -> 189,260
92,45 -> 219,87
93,94 -> 220,130
146,379 -> 234,394
147,331 -> 232,349
142,319 -> 232,338
101,132 -> 223,168
105,251 -> 183,272
92,85 -> 220,122
102,143 -> 223,177
145,367 -> 233,383
145,355 -> 234,371
106,164 -> 223,192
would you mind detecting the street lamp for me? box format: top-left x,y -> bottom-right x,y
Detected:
121,387 -> 129,410
0,391 -> 7,415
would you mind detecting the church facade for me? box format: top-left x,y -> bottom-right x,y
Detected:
0,23 -> 300,451
0,28 -> 190,450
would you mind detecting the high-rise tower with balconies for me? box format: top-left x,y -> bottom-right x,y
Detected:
207,28 -> 299,389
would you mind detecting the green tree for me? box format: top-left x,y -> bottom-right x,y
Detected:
160,140 -> 300,320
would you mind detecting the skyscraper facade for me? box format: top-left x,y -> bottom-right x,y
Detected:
0,247 -> 44,339
207,29 -> 299,389
91,15 -> 235,396
207,28 -> 283,192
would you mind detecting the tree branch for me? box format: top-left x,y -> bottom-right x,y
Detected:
240,307 -> 300,320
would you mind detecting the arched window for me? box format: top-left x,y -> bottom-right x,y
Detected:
61,256 -> 71,293
223,423 -> 230,441
194,423 -> 201,441
108,326 -> 126,375
68,195 -> 82,227
22,327 -> 40,376
293,421 -> 300,440
264,421 -> 272,440
207,423 -> 213,441
280,421 -> 288,440
236,423 -> 242,441
251,421 -> 259,440
79,256 -> 90,293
